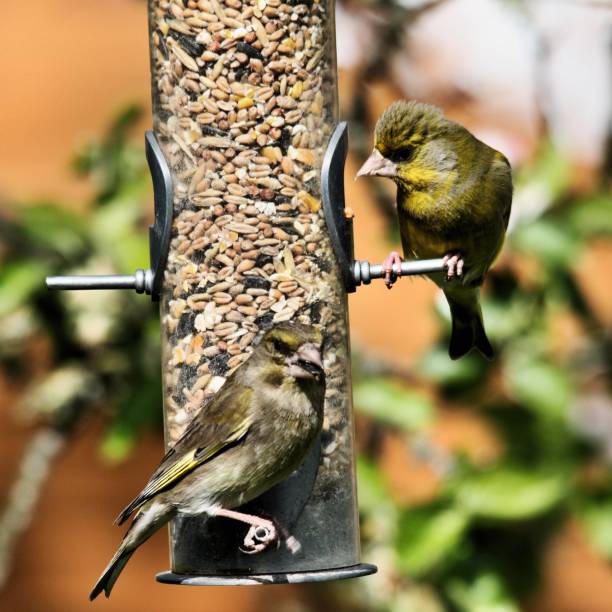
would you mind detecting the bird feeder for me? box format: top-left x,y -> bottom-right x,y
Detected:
47,0 -> 444,586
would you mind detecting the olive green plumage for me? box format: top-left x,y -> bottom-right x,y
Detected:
360,100 -> 513,359
90,323 -> 325,599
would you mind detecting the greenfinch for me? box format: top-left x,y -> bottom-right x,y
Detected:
357,100 -> 512,360
90,323 -> 325,599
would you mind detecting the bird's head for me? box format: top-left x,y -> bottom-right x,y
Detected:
260,323 -> 325,383
357,100 -> 456,191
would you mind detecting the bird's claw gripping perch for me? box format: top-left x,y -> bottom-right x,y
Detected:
382,251 -> 403,289
214,507 -> 293,555
241,520 -> 278,555
443,253 -> 464,282
239,515 -> 302,555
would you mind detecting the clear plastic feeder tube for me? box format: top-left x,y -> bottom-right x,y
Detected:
148,0 -> 372,581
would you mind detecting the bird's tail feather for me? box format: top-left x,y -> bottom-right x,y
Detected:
446,289 -> 494,360
89,548 -> 134,600
90,503 -> 174,600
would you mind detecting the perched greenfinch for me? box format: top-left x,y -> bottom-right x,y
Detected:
90,323 -> 325,599
357,100 -> 512,360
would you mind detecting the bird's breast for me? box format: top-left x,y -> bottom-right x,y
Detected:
397,179 -> 505,268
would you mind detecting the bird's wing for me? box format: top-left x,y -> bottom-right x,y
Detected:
115,385 -> 254,525
492,151 -> 513,228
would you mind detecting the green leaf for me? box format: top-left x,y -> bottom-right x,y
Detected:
418,347 -> 485,388
16,203 -> 87,258
454,468 -> 566,520
354,378 -> 434,431
578,499 -> 612,561
504,353 -> 574,420
109,104 -> 143,136
480,295 -> 534,344
72,104 -> 145,202
91,187 -> 149,273
514,139 -> 570,201
511,219 -> 578,269
99,427 -> 138,463
100,370 -> 162,463
446,572 -> 519,612
357,456 -> 394,514
0,261 -> 48,318
396,504 -> 469,577
566,193 -> 612,237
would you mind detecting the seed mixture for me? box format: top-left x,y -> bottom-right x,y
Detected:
149,0 -> 353,483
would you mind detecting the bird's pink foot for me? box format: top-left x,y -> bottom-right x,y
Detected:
443,253 -> 465,281
213,507 -> 279,554
214,507 -> 301,555
382,251 -> 403,289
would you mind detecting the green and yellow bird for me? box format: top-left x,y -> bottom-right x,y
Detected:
357,100 -> 513,360
90,323 -> 325,599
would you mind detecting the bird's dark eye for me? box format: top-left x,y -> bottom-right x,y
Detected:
393,145 -> 414,162
273,339 -> 285,352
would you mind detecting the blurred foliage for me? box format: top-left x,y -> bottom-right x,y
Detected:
0,105 -> 161,457
351,132 -> 612,610
354,379 -> 434,431
1,92 -> 612,611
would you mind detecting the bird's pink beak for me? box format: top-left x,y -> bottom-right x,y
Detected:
296,343 -> 323,370
356,148 -> 397,179
287,343 -> 324,380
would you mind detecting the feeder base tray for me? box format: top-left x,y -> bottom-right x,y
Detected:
156,563 -> 377,586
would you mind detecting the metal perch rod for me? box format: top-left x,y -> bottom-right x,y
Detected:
352,258 -> 446,286
45,269 -> 153,294
46,260 -> 446,293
